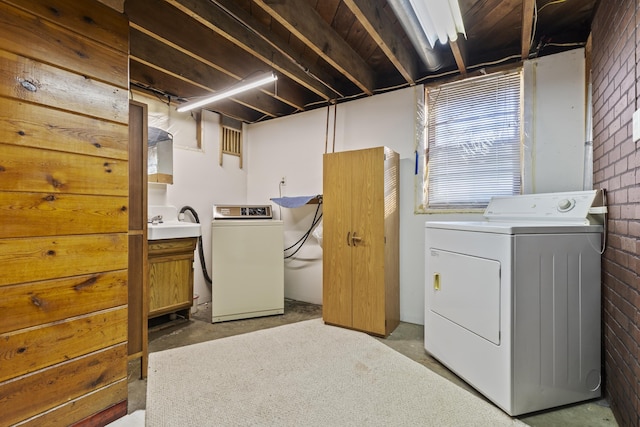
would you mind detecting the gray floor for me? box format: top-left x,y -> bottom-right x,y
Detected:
128,299 -> 617,426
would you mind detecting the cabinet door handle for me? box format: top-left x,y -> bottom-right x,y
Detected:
346,231 -> 351,246
351,232 -> 362,246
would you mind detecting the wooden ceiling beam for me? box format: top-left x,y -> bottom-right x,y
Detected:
450,37 -> 468,75
130,61 -> 264,123
130,28 -> 294,118
210,0 -> 344,98
165,0 -> 335,103
343,0 -> 418,85
521,0 -> 536,59
253,0 -> 376,96
126,0 -> 310,112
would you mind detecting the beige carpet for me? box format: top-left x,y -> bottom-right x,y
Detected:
147,319 -> 525,426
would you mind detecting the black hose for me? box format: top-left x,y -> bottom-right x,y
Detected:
284,202 -> 323,259
179,206 -> 212,286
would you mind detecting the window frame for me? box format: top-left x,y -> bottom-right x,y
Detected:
418,69 -> 524,213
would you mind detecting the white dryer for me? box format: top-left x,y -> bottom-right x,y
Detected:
424,190 -> 605,416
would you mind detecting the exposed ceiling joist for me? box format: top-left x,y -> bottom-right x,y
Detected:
130,60 -> 265,122
254,0 -> 376,96
343,0 -> 418,85
129,27 -> 290,118
165,0 -> 337,104
521,0 -> 536,59
124,0 -> 598,124
450,38 -> 468,75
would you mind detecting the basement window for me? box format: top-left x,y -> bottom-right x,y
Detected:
421,70 -> 523,212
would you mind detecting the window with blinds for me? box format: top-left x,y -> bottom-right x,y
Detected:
425,70 -> 522,210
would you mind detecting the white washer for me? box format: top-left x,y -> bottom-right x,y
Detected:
424,190 -> 604,416
211,205 -> 284,323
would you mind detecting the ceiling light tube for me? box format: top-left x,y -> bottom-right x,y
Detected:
409,0 -> 466,48
176,71 -> 277,113
387,0 -> 445,71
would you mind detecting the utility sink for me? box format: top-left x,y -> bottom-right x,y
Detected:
148,221 -> 201,240
148,205 -> 201,241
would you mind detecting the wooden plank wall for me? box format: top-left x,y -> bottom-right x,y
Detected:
0,0 -> 130,425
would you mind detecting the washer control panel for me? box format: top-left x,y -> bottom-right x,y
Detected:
484,190 -> 599,223
213,205 -> 273,219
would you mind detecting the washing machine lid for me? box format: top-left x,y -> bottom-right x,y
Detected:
425,190 -> 604,235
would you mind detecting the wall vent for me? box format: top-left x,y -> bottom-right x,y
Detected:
220,116 -> 242,168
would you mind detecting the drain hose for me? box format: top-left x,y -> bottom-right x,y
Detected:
179,206 -> 212,286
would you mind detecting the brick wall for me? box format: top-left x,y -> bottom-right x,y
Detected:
591,0 -> 640,425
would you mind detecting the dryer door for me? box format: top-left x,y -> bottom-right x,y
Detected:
427,249 -> 501,345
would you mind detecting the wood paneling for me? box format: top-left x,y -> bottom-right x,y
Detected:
0,344 -> 127,426
4,0 -> 129,53
72,400 -> 128,427
17,381 -> 127,427
0,49 -> 128,124
0,271 -> 128,334
0,144 -> 128,196
0,1 -> 129,423
0,234 -> 128,287
0,192 -> 128,238
0,307 -> 127,382
0,2 -> 128,88
0,97 -> 128,160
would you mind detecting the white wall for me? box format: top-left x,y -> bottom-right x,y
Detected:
246,109 -> 326,304
523,49 -> 587,193
136,91 -> 248,304
143,49 -> 587,325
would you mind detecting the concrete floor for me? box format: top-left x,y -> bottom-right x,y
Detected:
128,299 -> 617,426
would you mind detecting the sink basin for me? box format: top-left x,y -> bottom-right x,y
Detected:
148,221 -> 201,240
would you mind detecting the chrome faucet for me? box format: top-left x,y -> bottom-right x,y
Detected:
149,215 -> 163,224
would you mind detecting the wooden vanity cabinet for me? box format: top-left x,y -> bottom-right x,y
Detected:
148,237 -> 198,319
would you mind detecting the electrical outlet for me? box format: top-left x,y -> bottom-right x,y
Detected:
280,176 -> 286,186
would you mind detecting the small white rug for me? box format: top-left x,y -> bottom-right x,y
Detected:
147,319 -> 524,426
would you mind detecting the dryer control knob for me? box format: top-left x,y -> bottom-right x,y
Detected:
557,198 -> 575,212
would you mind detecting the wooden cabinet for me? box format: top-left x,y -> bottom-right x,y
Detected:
148,237 -> 198,319
322,146 -> 400,337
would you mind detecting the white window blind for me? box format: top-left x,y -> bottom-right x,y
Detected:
425,70 -> 522,209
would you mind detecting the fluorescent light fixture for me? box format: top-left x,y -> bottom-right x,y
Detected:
176,71 -> 277,113
408,0 -> 466,48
